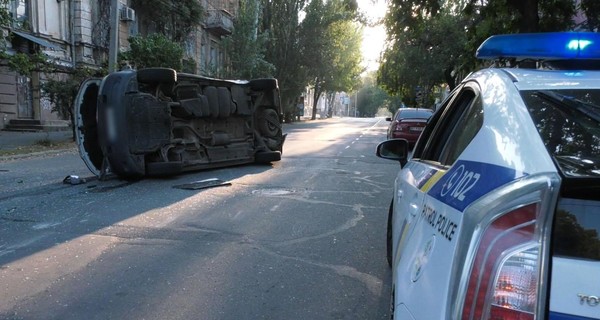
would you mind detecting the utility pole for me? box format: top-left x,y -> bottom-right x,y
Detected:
108,0 -> 119,72
354,91 -> 358,117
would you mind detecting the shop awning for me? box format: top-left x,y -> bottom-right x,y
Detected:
12,30 -> 62,50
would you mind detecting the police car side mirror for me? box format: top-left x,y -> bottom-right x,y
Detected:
376,139 -> 409,166
385,117 -> 392,121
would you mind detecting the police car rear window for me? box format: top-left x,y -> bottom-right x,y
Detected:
521,90 -> 600,178
552,198 -> 600,261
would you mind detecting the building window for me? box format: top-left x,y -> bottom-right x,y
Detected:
15,0 -> 28,24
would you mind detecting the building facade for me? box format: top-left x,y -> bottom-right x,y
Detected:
0,0 -> 236,130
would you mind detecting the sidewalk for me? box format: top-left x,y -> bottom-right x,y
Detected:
0,130 -> 74,151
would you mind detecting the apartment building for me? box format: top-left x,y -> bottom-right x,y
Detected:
0,0 -> 236,131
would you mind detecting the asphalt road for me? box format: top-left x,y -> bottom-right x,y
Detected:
0,117 -> 401,320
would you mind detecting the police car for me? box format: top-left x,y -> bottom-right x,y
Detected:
376,32 -> 600,320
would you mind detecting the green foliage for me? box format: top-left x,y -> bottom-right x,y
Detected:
182,58 -> 197,74
131,0 -> 203,42
0,52 -> 52,75
379,0 -> 579,99
223,0 -> 275,79
261,0 -> 307,121
41,68 -> 103,122
356,73 -> 392,117
299,0 -> 361,119
120,33 -> 184,70
260,0 -> 362,121
0,0 -> 11,30
580,0 -> 600,31
379,8 -> 467,99
321,20 -> 363,93
0,1 -> 50,76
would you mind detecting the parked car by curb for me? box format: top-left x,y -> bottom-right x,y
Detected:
385,108 -> 433,146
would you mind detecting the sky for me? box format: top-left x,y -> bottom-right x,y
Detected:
357,0 -> 388,72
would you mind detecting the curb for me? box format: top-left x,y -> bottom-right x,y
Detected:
0,147 -> 78,162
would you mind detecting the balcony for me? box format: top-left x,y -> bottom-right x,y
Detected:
206,9 -> 233,36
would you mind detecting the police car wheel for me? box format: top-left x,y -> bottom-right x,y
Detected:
386,199 -> 393,268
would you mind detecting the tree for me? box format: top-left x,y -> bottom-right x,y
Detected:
41,67 -> 104,139
119,33 -> 185,70
223,0 -> 275,79
319,20 -> 363,118
378,7 -> 467,99
581,0 -> 600,31
261,0 -> 308,122
379,0 -> 580,98
131,0 -> 204,42
356,72 -> 391,117
299,0 -> 361,120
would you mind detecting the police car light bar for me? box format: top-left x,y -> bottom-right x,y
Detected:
476,32 -> 600,60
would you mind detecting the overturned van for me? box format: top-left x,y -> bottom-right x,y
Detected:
75,68 -> 285,179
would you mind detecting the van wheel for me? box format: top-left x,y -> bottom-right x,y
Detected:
387,199 -> 393,268
137,68 -> 177,84
257,108 -> 281,137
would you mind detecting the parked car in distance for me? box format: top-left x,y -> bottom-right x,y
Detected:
75,68 -> 286,179
385,108 -> 433,145
377,32 -> 600,320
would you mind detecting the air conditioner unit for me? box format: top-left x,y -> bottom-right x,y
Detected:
120,7 -> 135,21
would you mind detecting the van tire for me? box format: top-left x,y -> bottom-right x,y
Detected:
257,108 -> 281,137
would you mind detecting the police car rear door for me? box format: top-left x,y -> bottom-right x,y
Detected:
394,82 -> 484,319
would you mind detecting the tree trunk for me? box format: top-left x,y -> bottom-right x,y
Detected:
311,88 -> 322,120
506,0 -> 539,32
326,92 -> 335,118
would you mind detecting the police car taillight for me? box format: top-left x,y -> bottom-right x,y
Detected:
462,204 -> 538,320
454,174 -> 560,320
489,248 -> 539,320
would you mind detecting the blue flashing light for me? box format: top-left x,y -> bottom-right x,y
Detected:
476,32 -> 600,60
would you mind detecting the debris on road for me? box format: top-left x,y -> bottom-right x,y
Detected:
63,175 -> 86,185
173,178 -> 231,190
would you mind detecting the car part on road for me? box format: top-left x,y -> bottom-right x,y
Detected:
173,178 -> 232,190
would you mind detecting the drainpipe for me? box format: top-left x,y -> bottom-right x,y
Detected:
70,0 -> 76,69
108,0 -> 119,72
